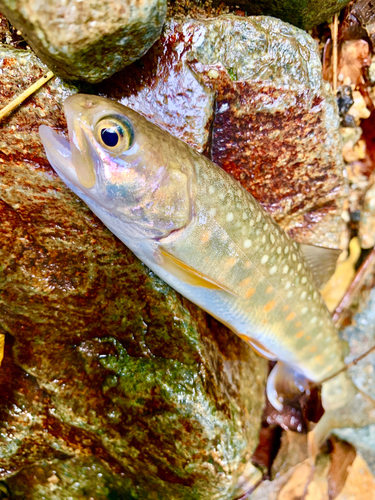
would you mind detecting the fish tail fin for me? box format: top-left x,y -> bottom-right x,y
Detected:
308,371 -> 375,462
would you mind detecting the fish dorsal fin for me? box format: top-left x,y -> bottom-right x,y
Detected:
159,247 -> 238,296
300,243 -> 342,289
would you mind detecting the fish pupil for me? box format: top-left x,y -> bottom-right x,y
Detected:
101,127 -> 119,147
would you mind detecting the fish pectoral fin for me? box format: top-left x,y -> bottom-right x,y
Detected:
299,243 -> 342,289
267,361 -> 310,412
159,247 -> 237,296
238,335 -> 277,360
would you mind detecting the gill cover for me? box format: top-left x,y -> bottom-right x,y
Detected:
39,94 -> 196,238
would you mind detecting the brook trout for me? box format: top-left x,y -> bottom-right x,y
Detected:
39,94 -> 375,458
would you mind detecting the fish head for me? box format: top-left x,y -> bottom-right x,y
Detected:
39,94 -> 196,238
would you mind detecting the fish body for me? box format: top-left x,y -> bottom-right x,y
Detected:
39,94 -> 373,457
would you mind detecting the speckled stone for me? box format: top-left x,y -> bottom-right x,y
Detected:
97,15 -> 346,248
0,0 -> 167,83
0,45 -> 267,499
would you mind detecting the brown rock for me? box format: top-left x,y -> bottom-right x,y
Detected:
97,16 -> 345,247
0,44 -> 267,499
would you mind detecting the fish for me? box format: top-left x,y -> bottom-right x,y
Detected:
39,94 -> 375,460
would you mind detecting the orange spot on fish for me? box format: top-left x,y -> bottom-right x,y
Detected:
296,330 -> 305,338
264,300 -> 276,312
282,305 -> 289,312
226,257 -> 237,267
286,312 -> 296,321
244,261 -> 252,269
266,285 -> 273,294
262,318 -> 268,325
245,288 -> 256,298
200,231 -> 211,243
315,355 -> 324,364
295,321 -> 302,327
310,345 -> 317,353
240,277 -> 251,287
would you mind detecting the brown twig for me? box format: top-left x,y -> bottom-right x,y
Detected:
0,70 -> 54,122
333,246 -> 375,327
331,13 -> 339,93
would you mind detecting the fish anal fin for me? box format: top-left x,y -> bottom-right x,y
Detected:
159,247 -> 237,296
238,335 -> 277,360
300,243 -> 342,289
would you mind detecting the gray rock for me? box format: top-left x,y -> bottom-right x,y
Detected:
334,286 -> 375,473
0,0 -> 167,83
221,0 -> 351,30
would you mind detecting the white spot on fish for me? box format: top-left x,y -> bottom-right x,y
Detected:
256,212 -> 261,222
270,265 -> 277,275
219,192 -> 225,200
244,239 -> 252,248
261,255 -> 269,265
301,291 -> 307,299
284,246 -> 289,254
209,208 -> 216,217
297,263 -> 302,271
277,247 -> 282,254
227,212 -> 234,222
208,186 -> 215,195
261,235 -> 266,244
243,212 -> 248,220
249,219 -> 255,227
282,265 -> 289,274
270,234 -> 275,244
285,281 -> 291,290
287,290 -> 293,298
263,223 -> 268,231
301,307 -> 308,314
292,254 -> 297,261
301,277 -> 307,284
310,317 -> 317,324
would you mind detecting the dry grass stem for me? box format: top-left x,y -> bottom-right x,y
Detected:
0,70 -> 54,122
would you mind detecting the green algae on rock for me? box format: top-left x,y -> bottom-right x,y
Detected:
0,45 -> 267,499
0,0 -> 167,83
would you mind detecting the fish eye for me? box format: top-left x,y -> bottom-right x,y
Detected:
95,116 -> 133,153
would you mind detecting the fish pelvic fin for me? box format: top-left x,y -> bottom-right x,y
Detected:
159,247 -> 238,296
308,372 -> 375,462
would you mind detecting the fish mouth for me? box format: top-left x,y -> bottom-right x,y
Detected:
39,124 -> 80,186
39,94 -> 98,189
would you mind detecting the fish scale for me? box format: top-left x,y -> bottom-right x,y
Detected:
161,155 -> 344,381
39,93 -> 375,460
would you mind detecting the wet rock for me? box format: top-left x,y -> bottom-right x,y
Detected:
0,0 -> 167,83
0,45 -> 268,499
218,0 -> 350,29
97,16 -> 346,248
335,286 -> 375,473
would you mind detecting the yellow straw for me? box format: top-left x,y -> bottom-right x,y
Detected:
0,70 -> 54,121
